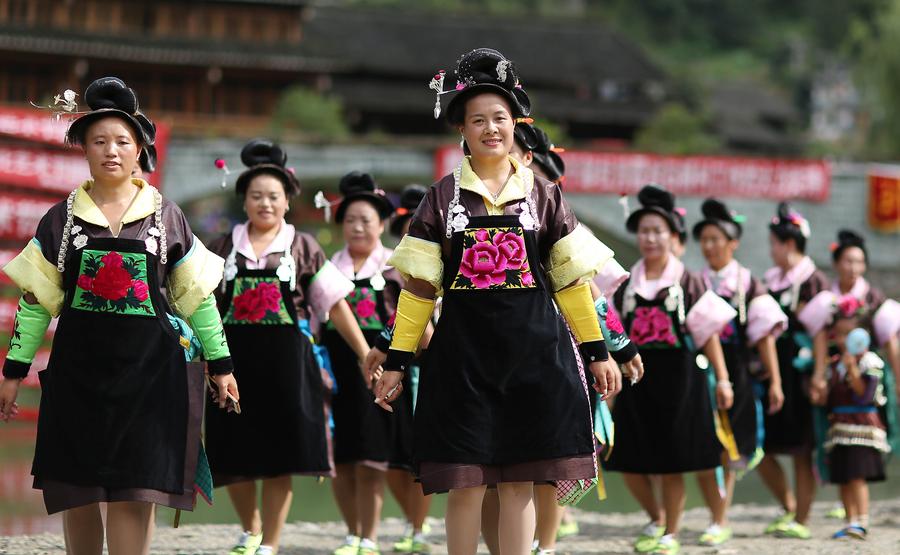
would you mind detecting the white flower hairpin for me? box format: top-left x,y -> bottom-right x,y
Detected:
314,191 -> 341,223
31,89 -> 84,121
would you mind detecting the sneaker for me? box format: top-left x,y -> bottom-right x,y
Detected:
845,525 -> 867,540
359,538 -> 381,555
764,512 -> 795,535
409,534 -> 430,554
557,519 -> 580,540
230,531 -> 263,555
826,505 -> 847,520
393,535 -> 413,553
534,549 -> 555,555
650,535 -> 680,555
256,547 -> 274,555
776,521 -> 811,539
334,535 -> 361,555
634,522 -> 665,553
698,524 -> 732,546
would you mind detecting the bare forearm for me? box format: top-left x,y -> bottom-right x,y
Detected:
812,330 -> 828,380
330,299 -> 370,360
757,335 -> 781,386
703,336 -> 729,383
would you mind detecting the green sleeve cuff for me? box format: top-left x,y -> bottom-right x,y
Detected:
187,294 -> 232,365
4,298 -> 51,375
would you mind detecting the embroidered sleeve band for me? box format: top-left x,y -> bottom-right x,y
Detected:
3,298 -> 52,379
2,239 -> 64,317
389,289 -> 435,353
167,236 -> 225,318
556,282 -> 604,344
308,260 -> 355,322
595,297 -> 638,364
187,294 -> 233,374
546,225 -> 614,292
388,235 -> 444,293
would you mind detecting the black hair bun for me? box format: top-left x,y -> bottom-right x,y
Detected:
837,229 -> 865,249
701,198 -> 731,222
241,139 -> 287,169
338,171 -> 378,196
775,202 -> 792,222
638,184 -> 675,212
84,77 -> 138,114
456,48 -> 520,90
399,184 -> 428,210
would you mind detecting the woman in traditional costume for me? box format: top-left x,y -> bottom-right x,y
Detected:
0,77 -> 237,555
205,139 -> 370,555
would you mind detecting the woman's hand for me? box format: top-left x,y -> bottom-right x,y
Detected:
767,382 -> 785,414
621,353 -> 645,384
0,378 -> 21,422
373,370 -> 404,412
716,381 -> 734,410
362,348 -> 387,388
589,360 -> 621,400
211,373 -> 240,411
809,375 -> 828,406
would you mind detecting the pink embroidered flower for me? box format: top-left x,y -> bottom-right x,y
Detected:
492,231 -> 527,269
521,271 -> 534,286
101,251 -> 124,269
77,274 -> 93,292
837,295 -> 863,318
256,281 -> 282,312
232,288 -> 266,322
360,287 -> 370,295
605,306 -> 625,335
720,322 -> 735,341
630,306 -> 677,346
355,298 -> 376,319
131,279 -> 149,302
459,241 -> 508,288
92,261 -> 133,300
474,229 -> 490,242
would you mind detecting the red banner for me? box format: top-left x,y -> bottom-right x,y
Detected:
0,193 -> 56,241
868,170 -> 900,233
0,106 -> 70,146
435,146 -> 831,202
0,249 -> 15,284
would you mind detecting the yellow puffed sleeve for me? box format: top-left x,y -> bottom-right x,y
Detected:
167,236 -> 225,318
2,239 -> 64,317
546,224 -> 615,292
388,235 -> 444,293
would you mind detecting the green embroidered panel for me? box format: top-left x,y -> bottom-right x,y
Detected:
72,250 -> 155,316
223,276 -> 293,325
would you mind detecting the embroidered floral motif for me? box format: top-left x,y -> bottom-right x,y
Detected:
629,306 -> 679,347
72,250 -> 155,316
605,307 -> 625,335
346,286 -> 384,330
719,320 -> 738,344
223,277 -> 292,325
452,227 -> 537,290
836,295 -> 865,318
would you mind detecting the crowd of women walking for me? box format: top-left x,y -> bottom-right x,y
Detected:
0,47 -> 898,555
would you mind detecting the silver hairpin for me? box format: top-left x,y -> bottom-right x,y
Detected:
496,60 -> 510,83
31,89 -> 83,121
429,71 -> 446,119
314,191 -> 340,223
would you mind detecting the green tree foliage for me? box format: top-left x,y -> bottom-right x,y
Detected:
270,86 -> 349,140
633,103 -> 722,155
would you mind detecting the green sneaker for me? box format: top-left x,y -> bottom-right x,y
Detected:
826,506 -> 847,520
393,535 -> 413,553
650,535 -> 680,555
229,531 -> 262,555
334,535 -> 361,555
634,522 -> 665,553
358,538 -> 381,555
557,519 -> 580,540
698,524 -> 732,546
764,512 -> 795,534
409,537 -> 430,554
776,521 -> 812,539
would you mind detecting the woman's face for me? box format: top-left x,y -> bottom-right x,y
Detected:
342,200 -> 384,256
835,246 -> 866,284
699,224 -> 738,270
83,117 -> 140,184
244,174 -> 288,231
769,233 -> 792,267
637,213 -> 672,262
459,93 -> 515,161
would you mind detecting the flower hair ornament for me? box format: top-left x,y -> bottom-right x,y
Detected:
30,89 -> 86,121
214,159 -> 231,189
314,191 -> 341,223
429,70 -> 451,119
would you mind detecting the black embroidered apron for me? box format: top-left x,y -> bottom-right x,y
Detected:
718,289 -> 761,461
604,285 -> 720,473
414,215 -> 593,467
763,284 -> 814,453
205,266 -> 329,484
321,276 -> 412,466
33,238 -> 192,497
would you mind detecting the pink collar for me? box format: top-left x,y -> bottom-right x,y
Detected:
765,256 -> 816,292
332,243 -> 392,280
630,256 -> 685,299
702,260 -> 750,297
832,276 -> 869,301
231,220 -> 295,268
